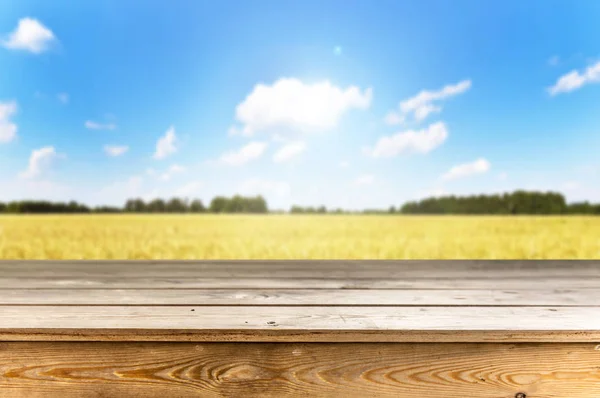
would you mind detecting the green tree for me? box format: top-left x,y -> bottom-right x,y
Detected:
209,196 -> 228,213
189,199 -> 206,213
147,198 -> 166,213
166,197 -> 188,213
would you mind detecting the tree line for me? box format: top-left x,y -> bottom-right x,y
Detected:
290,191 -> 600,215
398,191 -> 600,215
0,195 -> 268,214
0,190 -> 599,215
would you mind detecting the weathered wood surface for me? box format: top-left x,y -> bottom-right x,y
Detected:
2,260 -> 599,289
0,260 -> 599,341
2,306 -> 600,342
2,260 -> 600,396
1,305 -> 600,331
4,276 -> 600,289
2,260 -> 599,277
2,342 -> 600,398
2,288 -> 597,305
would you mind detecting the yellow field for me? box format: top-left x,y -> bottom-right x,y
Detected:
0,214 -> 598,259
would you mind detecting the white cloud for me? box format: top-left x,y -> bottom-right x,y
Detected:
19,146 -> 58,179
273,141 -> 306,163
1,18 -> 55,53
364,122 -> 448,158
383,111 -> 405,126
85,120 -> 116,130
240,178 -> 291,197
271,133 -> 288,142
0,101 -> 18,143
104,145 -> 128,157
339,160 -> 350,168
232,78 -> 372,136
153,126 -> 177,160
57,93 -> 69,104
386,80 -> 471,124
548,61 -> 600,95
354,174 -> 375,185
219,141 -> 267,166
169,164 -> 185,173
401,80 -> 471,113
159,164 -> 186,181
442,158 -> 491,181
413,103 -> 442,121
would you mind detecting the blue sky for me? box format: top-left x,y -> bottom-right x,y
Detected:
1,0 -> 599,209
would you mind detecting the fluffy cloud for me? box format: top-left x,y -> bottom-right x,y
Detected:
548,61 -> 600,95
273,141 -> 306,163
364,122 -> 448,158
85,120 -> 116,130
159,164 -> 186,181
239,178 -> 291,197
413,103 -> 442,121
153,126 -> 177,159
354,174 -> 375,185
441,158 -> 491,180
385,80 -> 471,124
339,160 -> 350,168
383,111 -> 405,126
1,18 -> 55,53
104,145 -> 128,157
0,101 -> 18,143
231,78 -> 372,136
219,141 -> 267,166
19,146 -> 58,179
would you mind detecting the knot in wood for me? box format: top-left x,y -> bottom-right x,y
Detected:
515,393 -> 527,398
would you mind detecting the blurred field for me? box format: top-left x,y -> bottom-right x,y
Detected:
0,214 -> 598,259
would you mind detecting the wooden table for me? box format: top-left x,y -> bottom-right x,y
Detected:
1,260 -> 599,397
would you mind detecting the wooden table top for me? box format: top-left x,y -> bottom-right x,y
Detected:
1,260 -> 599,342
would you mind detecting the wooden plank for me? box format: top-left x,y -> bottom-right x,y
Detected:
1,306 -> 600,342
1,260 -> 599,278
1,288 -> 598,306
1,276 -> 599,289
1,342 -> 600,397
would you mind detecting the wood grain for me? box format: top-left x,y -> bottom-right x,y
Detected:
1,306 -> 600,342
1,259 -> 599,278
3,276 -> 600,289
2,288 -> 597,306
4,329 -> 600,343
2,261 -> 599,396
2,342 -> 600,397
